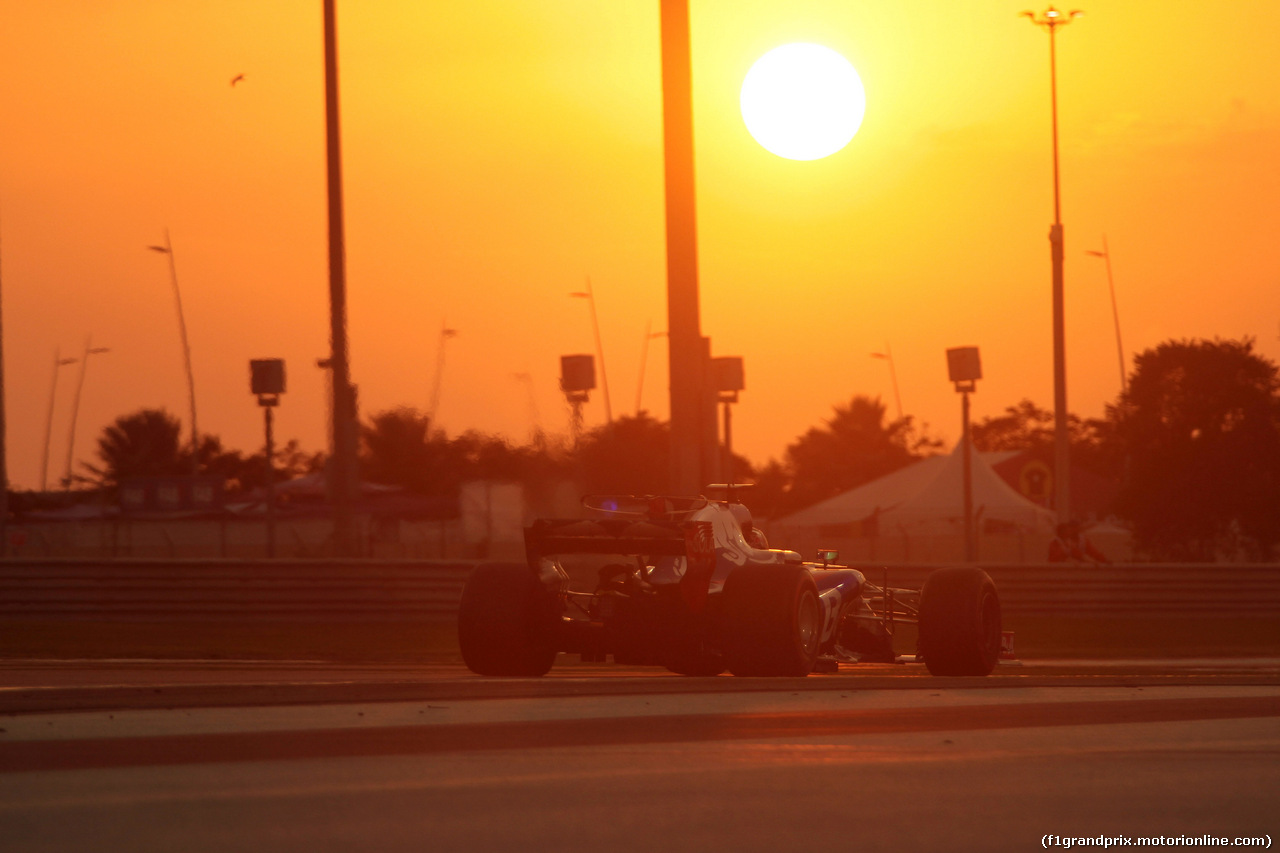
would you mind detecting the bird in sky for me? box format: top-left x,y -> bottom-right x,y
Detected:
230,73 -> 246,87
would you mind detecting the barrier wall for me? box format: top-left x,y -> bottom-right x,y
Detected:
850,563 -> 1280,618
1,559 -> 1278,622
0,559 -> 476,622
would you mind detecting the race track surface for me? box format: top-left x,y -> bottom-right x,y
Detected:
1,658 -> 1277,852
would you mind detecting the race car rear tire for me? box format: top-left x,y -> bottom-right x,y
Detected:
918,566 -> 1001,676
722,565 -> 821,677
457,563 -> 558,676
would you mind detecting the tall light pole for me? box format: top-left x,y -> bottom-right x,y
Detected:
41,349 -> 78,492
870,343 -> 903,421
1023,5 -> 1083,522
635,322 -> 667,415
570,278 -> 612,424
427,322 -> 458,429
323,0 -> 358,556
147,230 -> 198,475
1086,236 -> 1127,395
61,337 -> 109,489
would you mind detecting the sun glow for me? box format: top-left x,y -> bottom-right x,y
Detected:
740,43 -> 866,161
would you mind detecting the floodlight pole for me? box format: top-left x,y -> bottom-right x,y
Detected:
567,392 -> 587,446
720,394 -> 736,487
251,359 -> 286,559
427,322 -> 457,429
263,401 -> 277,557
635,322 -> 667,415
560,354 -> 596,448
41,349 -> 78,492
947,346 -> 982,562
710,355 -> 745,489
62,337 -> 109,489
147,230 -> 198,476
1086,236 -> 1126,395
1024,6 -> 1082,523
871,344 -> 903,421
570,279 -> 612,424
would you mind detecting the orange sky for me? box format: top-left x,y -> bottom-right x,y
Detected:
2,1 -> 1278,491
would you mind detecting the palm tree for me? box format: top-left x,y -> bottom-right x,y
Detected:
360,407 -> 440,493
84,408 -> 187,488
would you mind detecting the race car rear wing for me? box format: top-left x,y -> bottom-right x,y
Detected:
524,516 -> 720,611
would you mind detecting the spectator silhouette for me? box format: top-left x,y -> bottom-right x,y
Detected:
1048,520 -> 1108,564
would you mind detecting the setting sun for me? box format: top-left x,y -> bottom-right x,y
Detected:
739,42 -> 866,161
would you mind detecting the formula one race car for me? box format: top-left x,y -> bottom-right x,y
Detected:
457,492 -> 1001,678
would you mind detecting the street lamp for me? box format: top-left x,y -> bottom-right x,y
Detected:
41,349 -> 78,492
870,343 -> 904,422
569,278 -> 612,424
947,346 -> 982,562
147,229 -> 198,476
61,337 -> 109,489
427,322 -> 458,430
635,322 -> 667,415
1022,5 -> 1083,522
1085,236 -> 1127,395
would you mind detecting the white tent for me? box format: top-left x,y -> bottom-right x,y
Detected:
771,440 -> 1056,538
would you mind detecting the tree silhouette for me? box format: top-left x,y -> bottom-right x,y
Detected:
743,458 -> 789,520
971,399 -> 1056,451
359,408 -> 560,497
360,407 -> 445,494
452,429 -> 568,485
1113,338 -> 1280,560
779,395 -> 939,513
85,408 -> 187,487
202,436 -> 323,494
571,412 -> 755,497
971,398 -> 1120,480
575,412 -> 671,495
85,408 -> 323,495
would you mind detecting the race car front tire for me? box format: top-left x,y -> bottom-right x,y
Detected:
722,565 -> 821,677
458,562 -> 558,676
918,566 -> 1001,676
